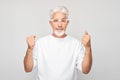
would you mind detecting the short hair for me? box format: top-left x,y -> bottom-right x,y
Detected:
49,6 -> 69,19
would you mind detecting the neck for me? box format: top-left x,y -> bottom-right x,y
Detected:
52,33 -> 67,38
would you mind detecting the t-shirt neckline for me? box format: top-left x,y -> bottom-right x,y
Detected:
49,34 -> 68,41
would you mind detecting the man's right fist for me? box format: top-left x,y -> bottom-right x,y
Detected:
26,35 -> 36,49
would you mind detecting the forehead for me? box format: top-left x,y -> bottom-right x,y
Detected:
52,12 -> 67,19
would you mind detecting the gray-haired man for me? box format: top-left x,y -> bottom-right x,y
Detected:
24,6 -> 92,80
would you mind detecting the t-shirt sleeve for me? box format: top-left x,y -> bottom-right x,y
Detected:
32,41 -> 39,69
76,41 -> 85,72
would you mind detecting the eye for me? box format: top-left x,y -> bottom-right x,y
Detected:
53,19 -> 58,22
61,19 -> 67,22
51,19 -> 68,23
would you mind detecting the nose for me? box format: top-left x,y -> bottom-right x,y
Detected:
57,22 -> 62,28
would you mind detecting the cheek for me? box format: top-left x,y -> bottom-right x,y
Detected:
51,23 -> 57,29
63,24 -> 68,29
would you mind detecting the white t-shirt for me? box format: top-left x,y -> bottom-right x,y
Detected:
33,35 -> 85,80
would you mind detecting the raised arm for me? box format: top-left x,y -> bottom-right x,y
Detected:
81,32 -> 92,74
23,35 -> 36,72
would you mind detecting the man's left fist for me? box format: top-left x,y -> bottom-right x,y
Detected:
82,32 -> 91,48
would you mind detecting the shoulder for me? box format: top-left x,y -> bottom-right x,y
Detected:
36,35 -> 50,44
68,35 -> 84,49
67,35 -> 82,44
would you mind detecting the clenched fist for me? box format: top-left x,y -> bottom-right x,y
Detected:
82,32 -> 91,48
26,35 -> 36,49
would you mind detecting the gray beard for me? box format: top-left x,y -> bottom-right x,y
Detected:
54,30 -> 65,37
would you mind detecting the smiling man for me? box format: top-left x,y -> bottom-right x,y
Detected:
24,6 -> 92,80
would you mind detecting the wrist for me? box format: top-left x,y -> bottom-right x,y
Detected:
85,44 -> 91,49
85,46 -> 91,49
27,47 -> 34,52
28,46 -> 34,50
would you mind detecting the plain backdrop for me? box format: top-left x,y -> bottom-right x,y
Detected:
0,0 -> 120,80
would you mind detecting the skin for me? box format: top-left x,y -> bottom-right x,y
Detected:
49,12 -> 69,38
24,12 -> 92,74
24,35 -> 35,72
82,32 -> 92,74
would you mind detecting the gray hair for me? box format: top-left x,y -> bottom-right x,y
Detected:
49,6 -> 69,19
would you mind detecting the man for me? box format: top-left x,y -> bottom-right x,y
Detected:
24,6 -> 92,80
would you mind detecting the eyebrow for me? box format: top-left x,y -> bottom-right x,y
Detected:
53,18 -> 67,20
62,18 -> 67,19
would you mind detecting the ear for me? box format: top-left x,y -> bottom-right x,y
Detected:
66,20 -> 69,25
49,20 -> 53,29
67,20 -> 69,23
49,20 -> 51,24
49,20 -> 53,26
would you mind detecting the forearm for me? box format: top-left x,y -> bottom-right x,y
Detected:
24,48 -> 34,72
82,47 -> 92,74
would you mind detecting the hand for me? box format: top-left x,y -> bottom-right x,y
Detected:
26,35 -> 36,49
82,32 -> 91,48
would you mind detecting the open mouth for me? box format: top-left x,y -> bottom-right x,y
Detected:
56,28 -> 64,31
56,30 -> 63,32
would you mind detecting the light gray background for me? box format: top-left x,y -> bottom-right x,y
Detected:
0,0 -> 120,80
